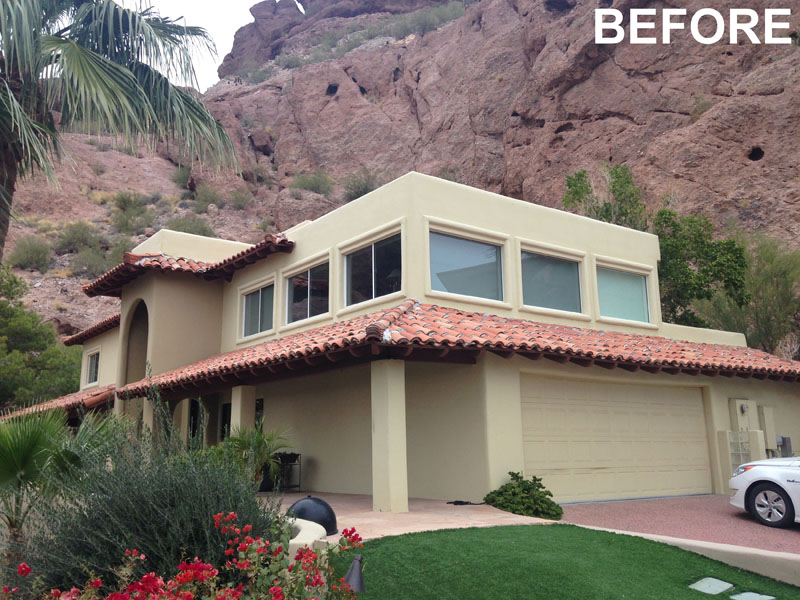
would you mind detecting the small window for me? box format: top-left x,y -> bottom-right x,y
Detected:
521,252 -> 581,313
243,284 -> 274,337
87,352 -> 100,384
346,234 -> 402,306
597,267 -> 649,322
429,232 -> 503,301
288,262 -> 329,323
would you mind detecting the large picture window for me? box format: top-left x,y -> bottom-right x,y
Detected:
87,352 -> 100,384
429,232 -> 503,301
597,267 -> 649,322
287,263 -> 329,323
346,234 -> 402,306
521,252 -> 581,313
242,284 -> 274,337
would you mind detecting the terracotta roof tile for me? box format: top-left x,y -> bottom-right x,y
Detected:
63,313 -> 121,346
83,234 -> 294,297
6,385 -> 115,419
119,301 -> 800,398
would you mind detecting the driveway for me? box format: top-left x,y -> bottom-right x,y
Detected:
562,494 -> 800,555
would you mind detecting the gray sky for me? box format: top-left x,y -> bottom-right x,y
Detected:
140,0 -> 304,92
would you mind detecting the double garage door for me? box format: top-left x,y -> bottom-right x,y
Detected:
521,375 -> 712,502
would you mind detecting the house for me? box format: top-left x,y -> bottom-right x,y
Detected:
48,172 -> 800,512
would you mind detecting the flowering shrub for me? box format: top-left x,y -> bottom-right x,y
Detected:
6,513 -> 363,600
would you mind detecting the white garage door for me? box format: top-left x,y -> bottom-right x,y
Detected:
521,375 -> 712,502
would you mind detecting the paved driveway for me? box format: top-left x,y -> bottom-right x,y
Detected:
562,494 -> 800,554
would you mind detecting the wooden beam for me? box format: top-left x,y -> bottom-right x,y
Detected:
618,363 -> 640,372
544,353 -> 570,364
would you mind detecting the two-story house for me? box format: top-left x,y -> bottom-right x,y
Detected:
45,172 -> 800,512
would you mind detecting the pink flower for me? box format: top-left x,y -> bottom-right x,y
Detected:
89,579 -> 102,588
16,564 -> 31,577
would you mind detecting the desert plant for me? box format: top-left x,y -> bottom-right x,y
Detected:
110,191 -> 156,235
224,422 -> 290,486
229,190 -> 253,210
484,472 -> 563,520
691,95 -> 713,122
165,215 -> 216,238
257,218 -> 272,234
70,247 -> 107,278
343,167 -> 381,202
54,222 -> 104,255
6,236 -> 51,272
193,184 -> 224,213
172,165 -> 192,189
291,170 -> 333,196
107,236 -> 134,267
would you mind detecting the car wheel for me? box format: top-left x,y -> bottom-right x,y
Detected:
749,483 -> 795,528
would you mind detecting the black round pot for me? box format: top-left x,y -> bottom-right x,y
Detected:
287,495 -> 337,535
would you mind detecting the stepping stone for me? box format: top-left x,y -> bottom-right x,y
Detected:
730,594 -> 775,600
688,578 -> 734,595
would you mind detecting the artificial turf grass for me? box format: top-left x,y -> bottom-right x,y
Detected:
332,524 -> 800,600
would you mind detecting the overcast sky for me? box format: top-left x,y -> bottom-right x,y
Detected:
137,0 -> 304,92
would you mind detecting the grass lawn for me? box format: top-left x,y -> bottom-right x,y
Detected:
332,524 -> 800,599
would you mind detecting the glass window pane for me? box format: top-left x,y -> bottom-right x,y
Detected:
259,285 -> 274,332
309,263 -> 329,317
597,267 -> 649,322
243,290 -> 261,336
374,234 -> 402,298
430,232 -> 502,301
288,272 -> 309,323
88,353 -> 99,383
346,246 -> 373,306
522,252 -> 581,313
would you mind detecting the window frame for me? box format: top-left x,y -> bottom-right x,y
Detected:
593,255 -> 658,328
236,275 -> 276,344
85,348 -> 100,386
280,250 -> 332,331
343,232 -> 403,309
424,217 -> 511,309
241,282 -> 275,339
517,239 -> 590,321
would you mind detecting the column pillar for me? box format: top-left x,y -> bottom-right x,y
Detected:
142,398 -> 155,430
371,360 -> 408,513
112,391 -> 125,417
231,385 -> 257,434
482,354 -> 524,491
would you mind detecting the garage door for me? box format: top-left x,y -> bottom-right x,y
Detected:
521,375 -> 712,502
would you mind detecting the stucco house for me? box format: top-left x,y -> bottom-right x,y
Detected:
45,172 -> 800,512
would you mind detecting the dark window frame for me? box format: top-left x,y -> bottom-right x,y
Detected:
242,282 -> 275,338
87,351 -> 100,384
345,233 -> 402,307
287,262 -> 330,324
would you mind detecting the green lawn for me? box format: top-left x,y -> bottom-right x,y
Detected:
332,524 -> 800,599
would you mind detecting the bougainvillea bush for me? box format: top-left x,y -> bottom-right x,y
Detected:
6,512 -> 364,600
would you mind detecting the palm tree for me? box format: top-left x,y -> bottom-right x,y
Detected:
0,0 -> 235,259
225,421 -> 290,487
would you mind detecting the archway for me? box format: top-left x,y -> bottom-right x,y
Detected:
125,301 -> 149,384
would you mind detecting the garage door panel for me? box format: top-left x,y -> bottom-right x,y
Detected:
521,376 -> 712,502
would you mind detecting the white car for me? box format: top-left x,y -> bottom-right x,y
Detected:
729,458 -> 800,528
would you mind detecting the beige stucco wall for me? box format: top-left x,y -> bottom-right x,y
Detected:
133,229 -> 251,263
79,327 -> 119,390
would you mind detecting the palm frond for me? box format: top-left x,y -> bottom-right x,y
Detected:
0,0 -> 44,83
0,80 -> 57,178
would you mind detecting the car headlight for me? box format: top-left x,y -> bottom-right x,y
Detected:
732,465 -> 755,477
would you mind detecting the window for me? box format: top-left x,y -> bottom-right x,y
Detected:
346,234 -> 402,306
220,403 -> 232,440
288,262 -> 329,323
243,284 -> 274,337
521,252 -> 581,313
429,232 -> 503,301
87,352 -> 100,384
597,267 -> 649,322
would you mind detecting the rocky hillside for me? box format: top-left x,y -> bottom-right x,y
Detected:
6,0 -> 800,334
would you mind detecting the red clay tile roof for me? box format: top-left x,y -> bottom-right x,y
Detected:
6,385 -> 115,418
63,313 -> 121,346
83,234 -> 294,297
119,300 -> 800,398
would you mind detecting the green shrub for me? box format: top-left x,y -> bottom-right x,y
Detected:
108,236 -> 134,266
230,190 -> 253,210
7,235 -> 51,272
172,165 -> 191,189
343,167 -> 381,202
110,191 -> 155,235
691,95 -> 712,122
193,184 -> 224,213
54,221 -> 104,255
165,214 -> 217,238
24,403 -> 281,591
70,247 -> 107,278
291,169 -> 333,196
274,53 -> 304,69
257,218 -> 272,234
484,472 -> 563,520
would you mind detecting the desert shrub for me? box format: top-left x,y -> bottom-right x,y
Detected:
172,165 -> 191,188
436,166 -> 461,182
257,218 -> 272,234
54,221 -> 104,255
7,235 -> 51,272
291,169 -> 333,196
484,471 -> 563,520
691,95 -> 712,122
165,214 -> 217,238
108,236 -> 134,266
343,167 -> 381,202
89,161 -> 106,176
230,189 -> 253,210
193,184 -> 224,213
110,191 -> 155,235
274,53 -> 304,69
23,403 -> 281,591
70,247 -> 107,278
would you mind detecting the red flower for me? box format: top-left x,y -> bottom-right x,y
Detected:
242,524 -> 252,534
49,590 -> 61,599
89,579 -> 102,588
16,564 -> 31,577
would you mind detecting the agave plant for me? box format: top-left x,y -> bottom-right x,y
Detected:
0,0 -> 236,258
225,421 -> 290,487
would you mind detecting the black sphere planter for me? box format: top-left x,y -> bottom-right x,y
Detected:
287,496 -> 337,535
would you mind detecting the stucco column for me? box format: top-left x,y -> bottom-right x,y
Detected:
371,360 -> 409,513
112,392 -> 125,418
231,385 -> 256,433
482,354 -> 525,490
142,398 -> 155,430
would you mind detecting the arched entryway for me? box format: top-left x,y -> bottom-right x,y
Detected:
125,301 -> 149,384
